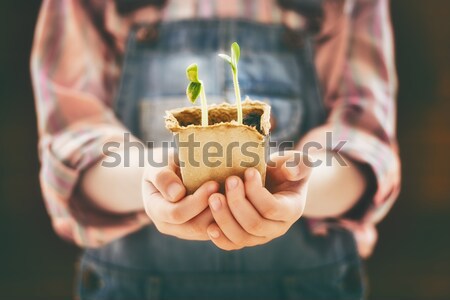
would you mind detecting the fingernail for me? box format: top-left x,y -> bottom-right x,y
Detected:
208,229 -> 220,239
167,182 -> 183,200
287,165 -> 300,177
245,168 -> 256,181
209,195 -> 222,211
227,177 -> 238,190
207,182 -> 218,194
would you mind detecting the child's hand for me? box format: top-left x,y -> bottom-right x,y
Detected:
142,149 -> 219,241
206,151 -> 312,250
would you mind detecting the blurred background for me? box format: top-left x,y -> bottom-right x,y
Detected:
0,1 -> 449,299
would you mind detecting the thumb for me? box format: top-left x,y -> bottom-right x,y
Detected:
266,151 -> 312,184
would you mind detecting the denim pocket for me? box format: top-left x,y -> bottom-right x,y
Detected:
139,94 -> 237,147
139,95 -> 303,151
139,98 -> 187,147
76,255 -> 162,300
262,96 -> 303,146
235,51 -> 304,147
76,260 -> 105,300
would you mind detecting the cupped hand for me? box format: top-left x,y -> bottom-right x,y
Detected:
142,148 -> 219,240
206,151 -> 312,250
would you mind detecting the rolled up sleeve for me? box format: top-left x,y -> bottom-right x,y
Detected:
310,0 -> 401,224
31,0 -> 150,248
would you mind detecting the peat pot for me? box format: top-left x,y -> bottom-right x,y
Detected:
165,99 -> 271,194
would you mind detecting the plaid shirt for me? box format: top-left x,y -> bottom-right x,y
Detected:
31,0 -> 400,256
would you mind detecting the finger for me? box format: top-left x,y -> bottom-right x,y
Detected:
144,149 -> 185,202
274,191 -> 306,222
160,208 -> 213,241
146,167 -> 186,202
142,175 -> 158,201
266,151 -> 312,186
244,168 -> 301,222
207,223 -> 242,251
208,193 -> 263,246
225,176 -> 281,236
146,181 -> 219,224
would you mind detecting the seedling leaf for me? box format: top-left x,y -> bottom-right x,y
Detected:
231,42 -> 240,66
218,54 -> 232,65
186,82 -> 201,104
186,63 -> 199,83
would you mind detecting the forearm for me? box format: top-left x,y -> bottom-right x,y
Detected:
301,149 -> 367,218
80,136 -> 171,215
80,144 -> 147,214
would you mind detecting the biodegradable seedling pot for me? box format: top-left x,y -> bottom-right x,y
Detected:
165,99 -> 271,194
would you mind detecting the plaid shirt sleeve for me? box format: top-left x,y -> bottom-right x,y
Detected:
30,0 -> 150,248
307,0 -> 401,255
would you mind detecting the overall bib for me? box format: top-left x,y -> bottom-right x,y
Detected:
76,19 -> 366,300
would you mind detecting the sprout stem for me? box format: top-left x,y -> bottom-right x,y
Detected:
199,80 -> 208,127
218,42 -> 242,125
232,70 -> 242,125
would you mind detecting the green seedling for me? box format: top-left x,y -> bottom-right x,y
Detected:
186,63 -> 208,127
218,42 -> 242,124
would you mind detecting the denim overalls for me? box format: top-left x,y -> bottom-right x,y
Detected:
76,19 -> 366,300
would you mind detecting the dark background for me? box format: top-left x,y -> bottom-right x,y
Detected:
0,1 -> 449,299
